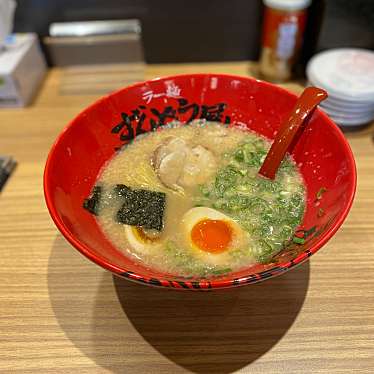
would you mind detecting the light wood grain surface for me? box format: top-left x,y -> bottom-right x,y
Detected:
0,62 -> 373,374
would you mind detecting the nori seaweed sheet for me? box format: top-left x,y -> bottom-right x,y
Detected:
83,185 -> 102,216
115,184 -> 166,231
113,184 -> 133,199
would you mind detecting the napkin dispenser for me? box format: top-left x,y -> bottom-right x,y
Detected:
0,33 -> 47,108
44,19 -> 144,66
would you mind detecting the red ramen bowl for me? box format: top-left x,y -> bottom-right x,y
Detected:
44,74 -> 356,290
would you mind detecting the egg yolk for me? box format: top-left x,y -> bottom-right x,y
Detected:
191,219 -> 232,253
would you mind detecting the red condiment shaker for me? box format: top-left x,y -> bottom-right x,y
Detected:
259,0 -> 311,82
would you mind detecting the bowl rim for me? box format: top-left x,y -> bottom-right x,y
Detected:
44,73 -> 357,290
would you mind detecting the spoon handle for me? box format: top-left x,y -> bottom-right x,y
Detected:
258,87 -> 327,180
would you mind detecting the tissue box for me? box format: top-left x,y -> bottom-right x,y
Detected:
0,33 -> 46,108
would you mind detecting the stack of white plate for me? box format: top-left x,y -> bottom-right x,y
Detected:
306,48 -> 374,127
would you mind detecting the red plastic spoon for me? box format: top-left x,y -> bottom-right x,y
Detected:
258,87 -> 328,180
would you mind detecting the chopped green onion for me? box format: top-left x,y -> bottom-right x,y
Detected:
197,139 -> 305,264
211,267 -> 232,275
293,237 -> 305,245
316,187 -> 327,200
304,226 -> 317,237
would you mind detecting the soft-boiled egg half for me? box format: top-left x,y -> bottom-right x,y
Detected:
124,225 -> 164,254
180,207 -> 250,266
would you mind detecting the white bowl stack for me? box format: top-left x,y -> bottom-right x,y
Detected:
306,48 -> 374,127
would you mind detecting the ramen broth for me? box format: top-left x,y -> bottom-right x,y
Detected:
86,121 -> 305,277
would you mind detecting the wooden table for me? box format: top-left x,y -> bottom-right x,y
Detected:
1,62 -> 373,373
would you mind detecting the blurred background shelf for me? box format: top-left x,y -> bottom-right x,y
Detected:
13,0 -> 374,64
